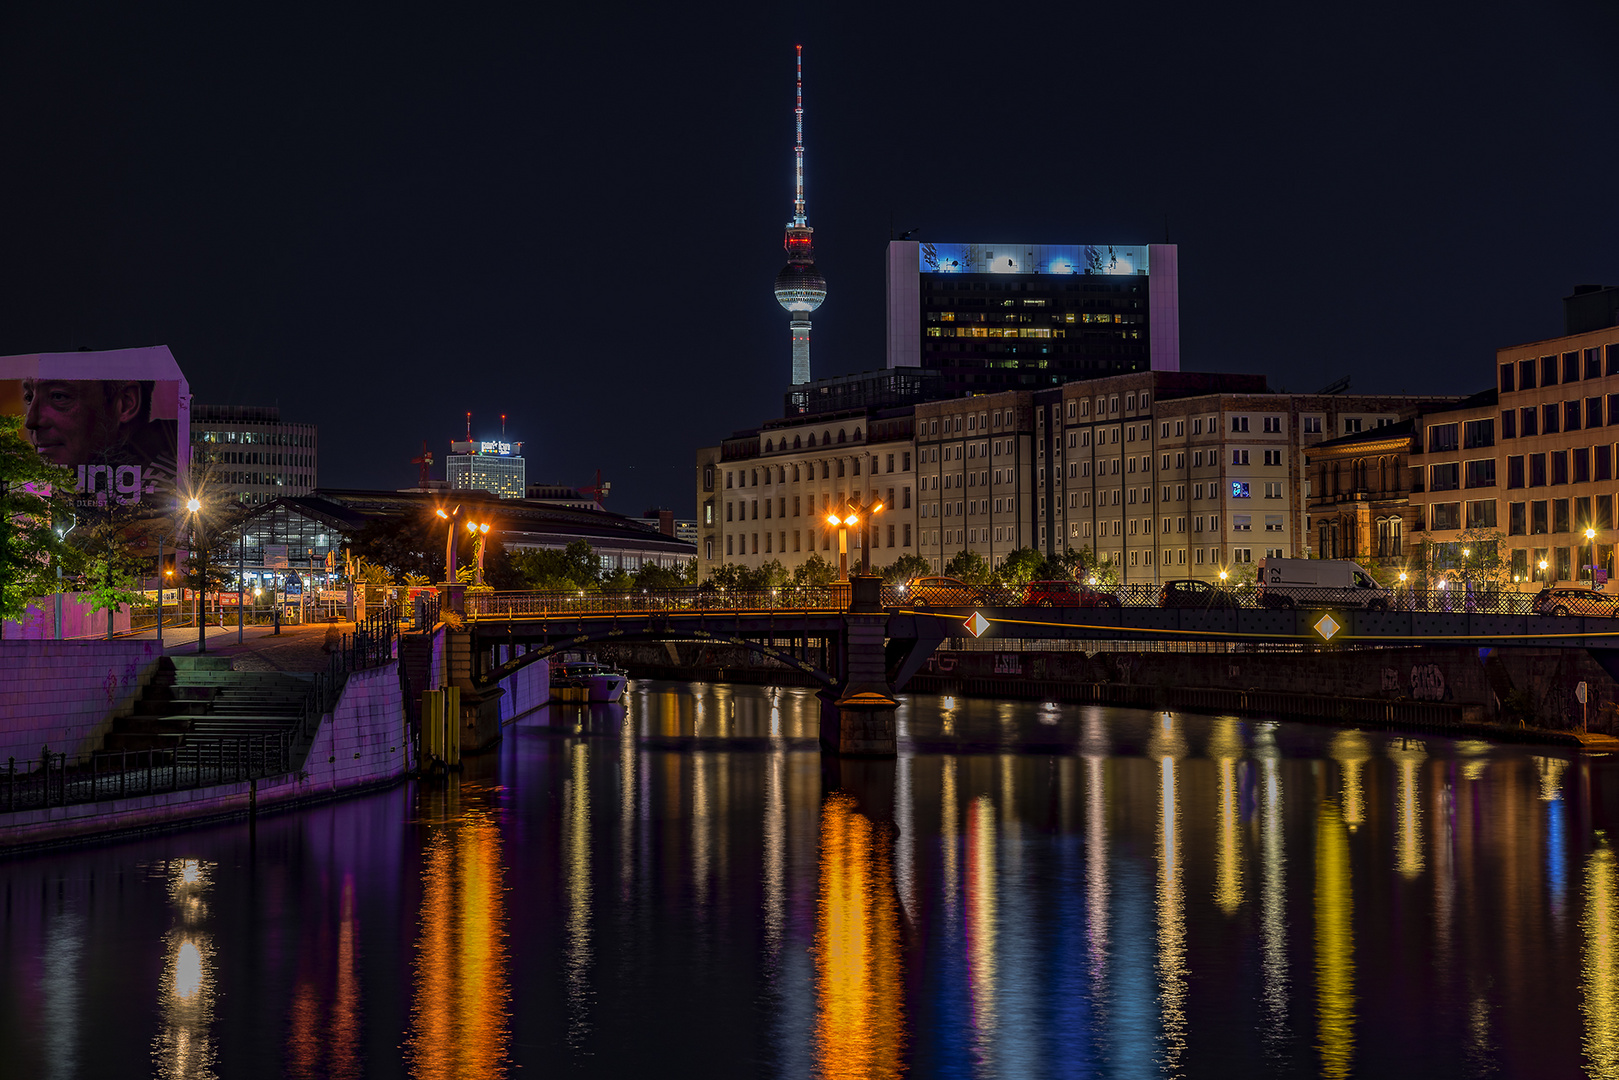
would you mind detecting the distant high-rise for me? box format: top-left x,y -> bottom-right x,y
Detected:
886,240 -> 1182,396
772,45 -> 827,388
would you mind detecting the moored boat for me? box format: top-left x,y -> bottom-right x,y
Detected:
550,659 -> 628,703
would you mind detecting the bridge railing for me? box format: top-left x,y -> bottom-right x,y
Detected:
459,582 -> 1613,619
466,585 -> 853,618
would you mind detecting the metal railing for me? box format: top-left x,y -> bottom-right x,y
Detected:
4,734 -> 295,814
459,583 -> 1615,619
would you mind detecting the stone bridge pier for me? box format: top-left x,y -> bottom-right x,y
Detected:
821,576 -> 901,758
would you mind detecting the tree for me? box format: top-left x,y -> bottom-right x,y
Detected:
632,561 -> 688,591
793,553 -> 838,587
0,415 -> 80,634
881,552 -> 932,584
72,508 -> 152,639
510,540 -> 601,592
1059,545 -> 1119,587
943,549 -> 993,585
352,513 -> 444,582
996,547 -> 1045,587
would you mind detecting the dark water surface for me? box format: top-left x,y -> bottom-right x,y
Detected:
3,681 -> 1618,1078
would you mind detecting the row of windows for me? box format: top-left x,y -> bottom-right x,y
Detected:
1499,345 -> 1619,392
1503,447 -> 1616,488
1501,494 -> 1616,536
728,455 -> 912,487
202,450 -> 314,469
726,488 -> 915,521
1500,397 -> 1619,438
1506,546 -> 1615,583
193,429 -> 316,447
724,525 -> 913,557
759,427 -> 864,453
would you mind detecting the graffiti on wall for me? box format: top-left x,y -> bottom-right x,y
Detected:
994,654 -> 1022,675
1381,668 -> 1402,694
1410,664 -> 1447,702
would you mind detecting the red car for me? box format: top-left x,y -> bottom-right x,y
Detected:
1021,579 -> 1121,609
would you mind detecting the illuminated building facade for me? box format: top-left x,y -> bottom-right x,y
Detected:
447,439 -> 526,499
886,240 -> 1182,395
772,46 -> 826,388
190,403 -> 317,505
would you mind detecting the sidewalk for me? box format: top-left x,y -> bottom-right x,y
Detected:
121,621 -> 360,673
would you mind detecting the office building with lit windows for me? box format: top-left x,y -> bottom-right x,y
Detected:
190,404 -> 318,505
447,440 -> 526,499
886,240 -> 1181,396
1407,319 -> 1619,590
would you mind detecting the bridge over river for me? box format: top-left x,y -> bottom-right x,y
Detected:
443,581 -> 1619,755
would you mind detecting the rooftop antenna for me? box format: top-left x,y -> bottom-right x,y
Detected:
465,412 -> 471,441
793,44 -> 805,227
501,413 -> 507,439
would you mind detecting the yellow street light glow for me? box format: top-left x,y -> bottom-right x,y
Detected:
872,502 -> 884,513
1399,571 -> 1408,582
436,508 -> 448,520
1218,569 -> 1229,581
1462,547 -> 1470,558
826,514 -> 839,526
843,514 -> 859,526
1540,560 -> 1549,570
185,498 -> 201,513
479,523 -> 490,534
467,521 -> 478,533
1587,528 -> 1597,540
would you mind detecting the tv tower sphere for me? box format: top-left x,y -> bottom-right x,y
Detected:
774,45 -> 824,387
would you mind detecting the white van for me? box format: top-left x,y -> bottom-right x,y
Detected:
1256,558 -> 1392,611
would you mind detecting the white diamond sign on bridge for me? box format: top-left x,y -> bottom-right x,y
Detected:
1313,613 -> 1342,642
964,612 -> 991,638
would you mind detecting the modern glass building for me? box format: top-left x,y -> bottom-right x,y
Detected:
886,240 -> 1181,396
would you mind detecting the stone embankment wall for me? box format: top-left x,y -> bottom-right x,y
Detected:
1,592 -> 133,640
600,639 -> 1619,734
0,640 -> 163,764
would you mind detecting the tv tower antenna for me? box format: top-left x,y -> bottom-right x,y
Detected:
465,412 -> 472,441
773,44 -> 826,389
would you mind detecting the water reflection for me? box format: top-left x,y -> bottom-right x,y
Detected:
1149,714 -> 1188,1076
814,792 -> 905,1079
1315,800 -> 1355,1079
1254,722 -> 1290,1062
1328,730 -> 1371,832
1208,718 -> 1245,914
565,740 -> 594,1050
1584,836 -> 1619,1078
153,858 -> 217,1080
41,909 -> 83,1080
1389,739 -> 1428,880
404,786 -> 512,1078
966,793 -> 998,1068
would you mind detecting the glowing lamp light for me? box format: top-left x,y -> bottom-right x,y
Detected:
1399,572 -> 1408,582
436,508 -> 449,520
185,498 -> 201,513
467,521 -> 478,533
1587,528 -> 1598,540
1540,560 -> 1549,570
826,514 -> 839,526
1462,547 -> 1471,558
843,514 -> 859,526
1438,579 -> 1448,590
1218,569 -> 1229,581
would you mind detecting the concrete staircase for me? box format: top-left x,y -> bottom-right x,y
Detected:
104,655 -> 315,753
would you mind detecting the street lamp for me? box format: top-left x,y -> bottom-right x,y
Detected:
466,520 -> 491,585
184,497 -> 208,654
828,498 -> 885,580
1539,558 -> 1549,584
826,512 -> 852,581
436,505 -> 461,583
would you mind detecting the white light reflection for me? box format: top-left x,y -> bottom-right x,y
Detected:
1208,718 -> 1245,914
1388,739 -> 1428,880
564,740 -> 593,1051
41,910 -> 84,1080
1253,722 -> 1290,1061
1148,713 -> 1188,1074
1082,712 -> 1109,985
152,858 -> 217,1080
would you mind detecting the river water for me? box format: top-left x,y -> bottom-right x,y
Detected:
1,680 -> 1616,1078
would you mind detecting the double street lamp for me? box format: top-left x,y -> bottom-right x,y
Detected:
825,497 -> 885,580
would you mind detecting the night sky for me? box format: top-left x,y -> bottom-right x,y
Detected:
2,3 -> 1615,516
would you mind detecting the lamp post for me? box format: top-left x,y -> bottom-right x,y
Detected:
465,520 -> 491,585
185,497 -> 206,654
826,498 -> 886,580
436,506 -> 461,582
1539,557 -> 1549,584
826,511 -> 854,581
1586,526 -> 1598,587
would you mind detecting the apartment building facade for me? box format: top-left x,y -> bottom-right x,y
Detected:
1407,325 -> 1619,589
695,407 -> 919,581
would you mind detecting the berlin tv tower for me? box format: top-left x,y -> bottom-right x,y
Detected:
772,45 -> 826,388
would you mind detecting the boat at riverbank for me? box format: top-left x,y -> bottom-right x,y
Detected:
550,659 -> 628,703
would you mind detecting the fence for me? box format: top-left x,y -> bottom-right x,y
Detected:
3,733 -> 295,813
460,582 -> 1608,619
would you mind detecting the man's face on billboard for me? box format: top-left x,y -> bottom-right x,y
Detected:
21,379 -> 142,466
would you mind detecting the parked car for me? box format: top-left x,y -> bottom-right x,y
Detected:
900,576 -> 981,606
1022,579 -> 1121,608
1158,579 -> 1239,609
1532,587 -> 1619,617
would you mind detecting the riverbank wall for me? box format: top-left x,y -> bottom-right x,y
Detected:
597,640 -> 1619,736
0,640 -> 164,765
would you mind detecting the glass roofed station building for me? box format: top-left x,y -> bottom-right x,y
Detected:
886,241 -> 1180,396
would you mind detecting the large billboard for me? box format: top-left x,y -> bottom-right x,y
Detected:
918,242 -> 1149,276
0,346 -> 189,517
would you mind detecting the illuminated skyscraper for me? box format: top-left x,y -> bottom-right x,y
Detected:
773,45 -> 827,388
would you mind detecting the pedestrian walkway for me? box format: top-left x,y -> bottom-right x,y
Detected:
121,622 -> 360,674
